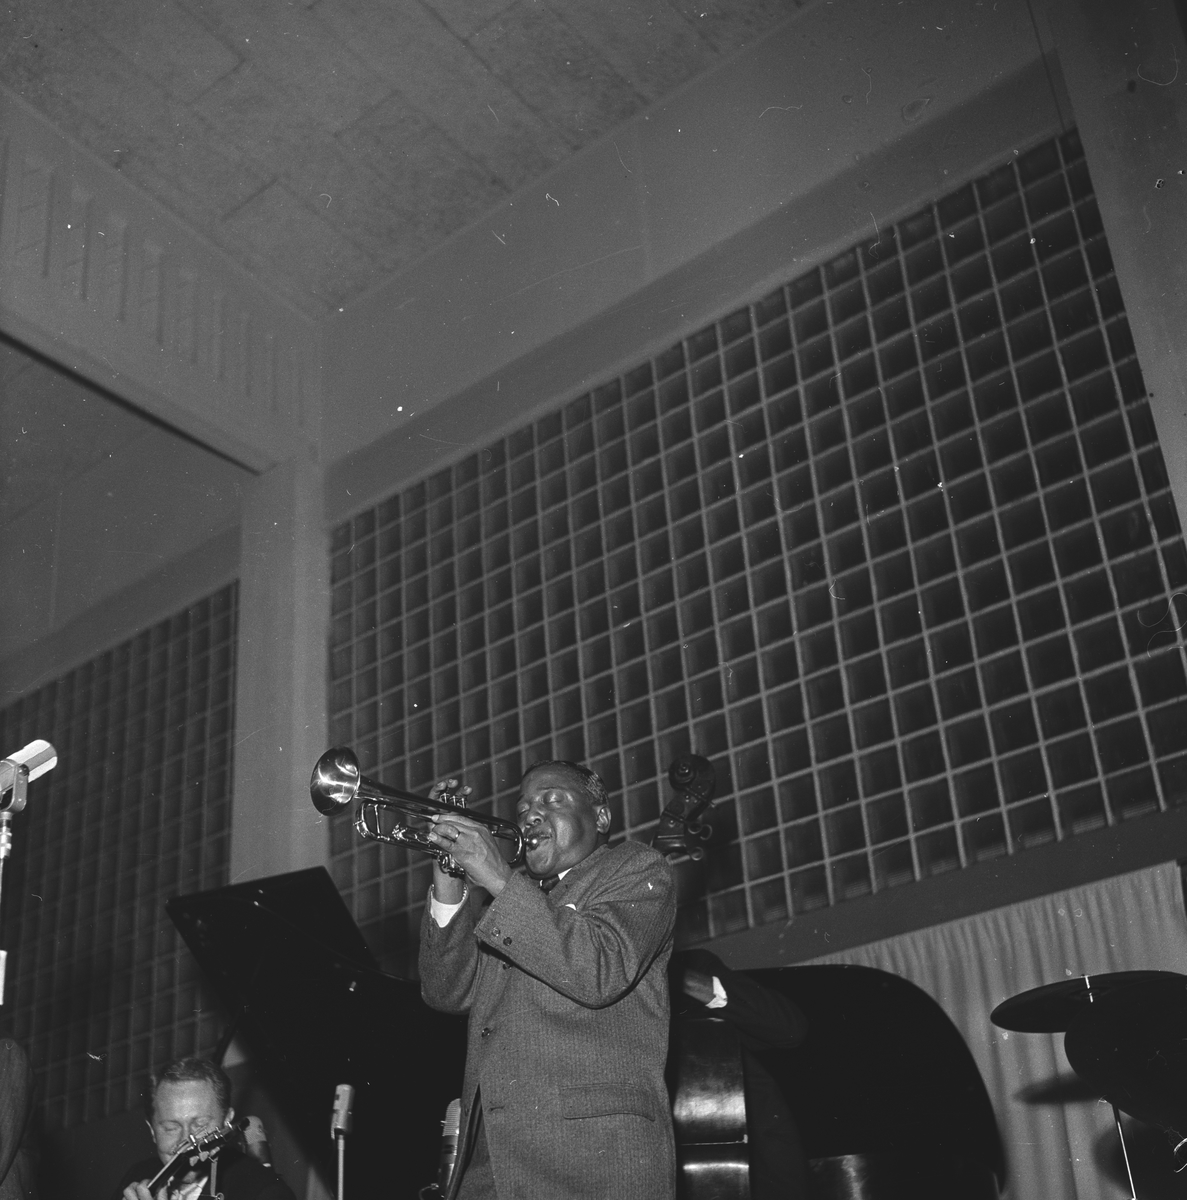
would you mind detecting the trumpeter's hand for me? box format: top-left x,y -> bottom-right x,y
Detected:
428,777 -> 472,903
428,814 -> 513,897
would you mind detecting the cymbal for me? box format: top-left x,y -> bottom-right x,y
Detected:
1064,976 -> 1187,1132
989,971 -> 1184,1032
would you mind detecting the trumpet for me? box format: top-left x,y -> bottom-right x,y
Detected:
310,747 -> 527,876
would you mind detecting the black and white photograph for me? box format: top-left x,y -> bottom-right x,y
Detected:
1,1 -> 1186,1197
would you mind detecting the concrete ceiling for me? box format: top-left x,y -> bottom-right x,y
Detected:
1,0 -> 803,317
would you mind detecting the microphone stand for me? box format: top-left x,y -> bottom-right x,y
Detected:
0,741 -> 56,1008
0,766 -> 28,1006
331,1083 -> 354,1200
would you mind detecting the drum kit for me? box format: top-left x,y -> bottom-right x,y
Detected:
991,971 -> 1187,1197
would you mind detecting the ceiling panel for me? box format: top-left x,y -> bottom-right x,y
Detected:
0,0 -> 803,311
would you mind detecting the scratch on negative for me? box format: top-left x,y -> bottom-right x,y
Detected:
861,67 -> 872,103
759,105 -> 803,118
493,231 -> 506,245
1137,47 -> 1179,86
501,245 -> 644,300
612,140 -> 631,173
419,433 -> 468,446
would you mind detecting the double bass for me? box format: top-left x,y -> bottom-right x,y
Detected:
653,756 -> 752,1200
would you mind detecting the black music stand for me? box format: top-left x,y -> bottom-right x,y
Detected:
167,867 -> 465,1199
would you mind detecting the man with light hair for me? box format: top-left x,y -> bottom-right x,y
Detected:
111,1057 -> 294,1200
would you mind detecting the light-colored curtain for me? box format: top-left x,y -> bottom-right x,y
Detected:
812,863 -> 1187,1199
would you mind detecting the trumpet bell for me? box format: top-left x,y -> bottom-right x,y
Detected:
310,746 -> 362,815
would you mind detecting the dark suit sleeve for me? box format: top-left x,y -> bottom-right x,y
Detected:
0,1040 -> 31,1197
676,950 -> 807,1048
108,1158 -> 162,1200
222,1155 -> 298,1199
419,889 -> 483,1014
474,847 -> 675,1008
253,1183 -> 297,1200
715,969 -> 807,1048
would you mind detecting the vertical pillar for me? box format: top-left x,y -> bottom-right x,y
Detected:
1045,0 -> 1187,529
231,444 -> 329,881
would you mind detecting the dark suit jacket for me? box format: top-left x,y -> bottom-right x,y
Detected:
420,839 -> 677,1200
0,1040 -> 34,1200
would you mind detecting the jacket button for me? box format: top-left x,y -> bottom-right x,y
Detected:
503,936 -> 512,946
480,1026 -> 493,1038
502,962 -> 511,971
490,927 -> 500,938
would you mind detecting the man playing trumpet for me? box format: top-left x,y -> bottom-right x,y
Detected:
420,761 -> 676,1200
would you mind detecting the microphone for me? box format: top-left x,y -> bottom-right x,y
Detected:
437,1099 -> 461,1194
0,741 -> 57,812
331,1083 -> 354,1138
242,1115 -> 273,1168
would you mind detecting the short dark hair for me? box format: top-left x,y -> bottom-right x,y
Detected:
148,1057 -> 232,1118
523,760 -> 609,812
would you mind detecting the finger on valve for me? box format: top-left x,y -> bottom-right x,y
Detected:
429,814 -> 461,841
430,777 -> 473,802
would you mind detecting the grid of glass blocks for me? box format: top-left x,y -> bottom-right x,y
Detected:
0,584 -> 237,1130
328,129 -> 1187,954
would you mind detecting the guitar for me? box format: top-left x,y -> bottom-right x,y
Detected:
145,1117 -> 249,1194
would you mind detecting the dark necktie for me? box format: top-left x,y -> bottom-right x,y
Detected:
539,875 -> 560,894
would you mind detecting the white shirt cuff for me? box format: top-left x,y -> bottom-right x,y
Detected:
706,975 -> 728,1009
430,885 -> 467,927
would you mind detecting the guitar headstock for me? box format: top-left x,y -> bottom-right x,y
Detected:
183,1116 -> 248,1159
149,1117 -> 249,1191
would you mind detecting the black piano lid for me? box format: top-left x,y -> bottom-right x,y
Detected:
167,867 -> 465,1198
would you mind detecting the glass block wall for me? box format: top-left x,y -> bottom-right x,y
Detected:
0,584 -> 237,1130
327,129 -> 1187,956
